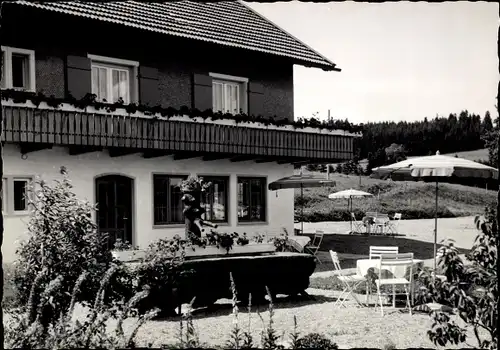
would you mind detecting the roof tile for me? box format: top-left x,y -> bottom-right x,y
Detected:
13,0 -> 339,71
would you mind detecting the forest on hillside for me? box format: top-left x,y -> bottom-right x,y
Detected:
308,108 -> 499,178
356,110 -> 496,160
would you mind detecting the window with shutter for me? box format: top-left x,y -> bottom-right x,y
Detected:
209,72 -> 248,114
88,54 -> 139,104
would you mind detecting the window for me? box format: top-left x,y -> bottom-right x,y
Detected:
210,73 -> 248,114
13,179 -> 30,211
200,176 -> 229,223
88,54 -> 138,104
2,176 -> 33,214
2,178 -> 6,213
237,177 -> 266,222
1,46 -> 36,91
153,174 -> 188,225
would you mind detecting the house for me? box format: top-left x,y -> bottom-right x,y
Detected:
1,1 -> 357,262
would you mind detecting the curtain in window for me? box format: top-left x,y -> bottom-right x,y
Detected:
212,82 -> 224,113
225,83 -> 239,114
112,69 -> 129,103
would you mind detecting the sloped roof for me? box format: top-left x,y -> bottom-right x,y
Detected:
12,1 -> 340,71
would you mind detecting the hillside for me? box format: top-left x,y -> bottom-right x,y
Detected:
357,148 -> 489,169
294,171 -> 496,222
424,148 -> 488,162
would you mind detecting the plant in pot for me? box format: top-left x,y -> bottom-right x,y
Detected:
111,238 -> 141,262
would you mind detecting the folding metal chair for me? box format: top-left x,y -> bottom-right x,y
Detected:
350,213 -> 365,234
330,250 -> 366,308
386,213 -> 402,235
304,230 -> 324,264
375,253 -> 414,316
369,246 -> 399,259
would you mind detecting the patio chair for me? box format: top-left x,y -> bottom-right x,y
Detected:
375,253 -> 414,316
350,213 -> 365,234
304,230 -> 324,264
330,250 -> 367,308
369,246 -> 399,259
385,213 -> 402,235
373,214 -> 390,235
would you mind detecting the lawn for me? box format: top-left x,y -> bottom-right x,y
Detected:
297,215 -> 477,273
295,171 -> 496,222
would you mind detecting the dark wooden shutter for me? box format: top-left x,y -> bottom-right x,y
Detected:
247,82 -> 264,117
192,73 -> 212,111
66,55 -> 91,99
139,66 -> 159,106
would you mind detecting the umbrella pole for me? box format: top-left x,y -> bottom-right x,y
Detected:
301,185 -> 304,235
350,197 -> 353,232
434,181 -> 438,278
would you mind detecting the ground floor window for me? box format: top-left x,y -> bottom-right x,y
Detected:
2,176 -> 32,215
153,174 -> 188,225
237,177 -> 266,222
200,176 -> 229,223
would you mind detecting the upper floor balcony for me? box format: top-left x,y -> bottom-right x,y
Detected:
1,95 -> 359,165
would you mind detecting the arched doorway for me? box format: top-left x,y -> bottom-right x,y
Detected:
95,175 -> 134,249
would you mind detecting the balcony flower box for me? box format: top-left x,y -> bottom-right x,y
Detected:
184,242 -> 276,259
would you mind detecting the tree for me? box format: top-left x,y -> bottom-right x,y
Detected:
384,143 -> 406,163
481,107 -> 499,167
416,206 -> 498,349
481,111 -> 493,133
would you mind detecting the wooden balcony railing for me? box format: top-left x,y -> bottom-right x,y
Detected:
1,105 -> 355,163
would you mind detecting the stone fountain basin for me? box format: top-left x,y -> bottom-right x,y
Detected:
112,242 -> 276,263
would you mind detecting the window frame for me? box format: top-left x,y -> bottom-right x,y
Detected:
88,54 -> 139,104
236,176 -> 267,224
209,72 -> 248,115
152,173 -> 189,227
198,175 -> 230,224
1,46 -> 36,92
2,175 -> 34,216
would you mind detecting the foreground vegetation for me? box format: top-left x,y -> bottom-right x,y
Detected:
295,172 -> 496,222
3,170 -> 497,349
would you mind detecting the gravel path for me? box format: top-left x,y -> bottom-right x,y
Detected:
116,288 -> 478,349
4,287 -> 483,349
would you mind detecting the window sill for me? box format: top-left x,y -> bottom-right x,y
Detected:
237,221 -> 268,226
153,223 -> 185,229
7,210 -> 31,217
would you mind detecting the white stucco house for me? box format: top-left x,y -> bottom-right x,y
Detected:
1,1 -> 357,262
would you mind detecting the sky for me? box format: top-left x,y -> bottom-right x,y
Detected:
245,1 -> 499,124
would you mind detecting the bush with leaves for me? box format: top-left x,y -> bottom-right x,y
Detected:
5,265 -> 159,349
294,333 -> 339,349
12,168 -> 119,329
132,235 -> 190,315
416,206 -> 498,349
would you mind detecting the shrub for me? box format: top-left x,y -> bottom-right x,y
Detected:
133,235 -> 190,315
294,333 -> 338,349
416,206 -> 498,349
12,168 -> 116,328
5,266 -> 159,349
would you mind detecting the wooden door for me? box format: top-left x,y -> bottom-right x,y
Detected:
95,175 -> 133,249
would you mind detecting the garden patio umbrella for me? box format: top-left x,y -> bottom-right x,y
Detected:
370,151 -> 498,273
268,174 -> 336,234
328,189 -> 373,233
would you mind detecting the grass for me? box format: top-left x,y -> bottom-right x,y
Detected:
298,215 -> 476,275
2,263 -> 16,310
429,148 -> 489,162
295,171 -> 496,222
